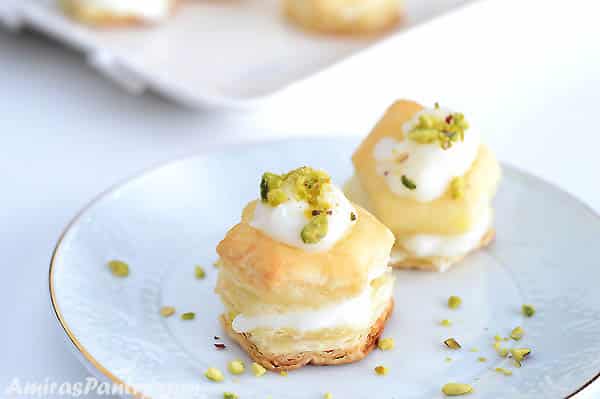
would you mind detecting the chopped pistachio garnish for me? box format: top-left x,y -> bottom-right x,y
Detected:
493,341 -> 509,357
213,260 -> 220,268
227,360 -> 245,375
469,347 -> 479,352
450,177 -> 465,199
510,326 -> 524,341
408,108 -> 469,150
374,366 -> 388,376
350,212 -> 357,221
522,304 -> 536,317
195,265 -> 206,279
401,175 -> 417,190
160,306 -> 176,317
301,214 -> 328,244
223,393 -> 238,399
324,393 -> 333,399
445,357 -> 453,363
441,383 -> 473,396
444,338 -> 462,350
107,260 -> 129,277
494,367 -> 513,376
478,357 -> 487,362
378,337 -> 395,351
205,368 -> 224,382
181,312 -> 195,320
251,362 -> 266,377
448,296 -> 462,309
510,348 -> 531,367
279,371 -> 288,377
440,319 -> 452,327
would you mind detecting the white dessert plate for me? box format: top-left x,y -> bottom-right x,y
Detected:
50,138 -> 600,398
4,0 -> 470,108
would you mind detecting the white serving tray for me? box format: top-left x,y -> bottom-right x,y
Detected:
2,0 -> 471,108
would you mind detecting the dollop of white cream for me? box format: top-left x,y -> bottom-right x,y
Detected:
232,266 -> 392,333
250,184 -> 357,252
373,107 -> 480,202
400,206 -> 491,258
75,0 -> 172,21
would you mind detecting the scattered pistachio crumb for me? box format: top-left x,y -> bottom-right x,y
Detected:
159,306 -> 176,317
107,260 -> 129,277
223,393 -> 238,399
503,337 -> 510,342
448,296 -> 462,309
205,368 -> 224,382
227,360 -> 245,375
493,342 -> 509,357
374,366 -> 388,376
478,357 -> 487,362
522,304 -> 536,317
378,337 -> 395,351
195,265 -> 206,279
444,338 -> 462,350
469,348 -> 479,352
440,319 -> 452,327
401,175 -> 417,190
450,177 -> 465,199
350,212 -> 357,222
279,371 -> 288,377
441,383 -> 473,396
494,367 -> 513,376
445,357 -> 453,363
213,260 -> 220,268
494,335 -> 502,342
324,393 -> 333,399
510,348 -> 531,367
510,326 -> 524,341
251,362 -> 266,377
181,312 -> 195,320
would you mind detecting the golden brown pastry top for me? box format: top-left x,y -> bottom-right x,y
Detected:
216,202 -> 394,307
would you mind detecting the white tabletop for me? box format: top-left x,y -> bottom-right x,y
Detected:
1,0 -> 599,397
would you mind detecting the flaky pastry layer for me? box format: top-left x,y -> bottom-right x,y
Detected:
221,299 -> 393,371
58,0 -> 177,26
283,0 -> 402,35
216,203 -> 394,306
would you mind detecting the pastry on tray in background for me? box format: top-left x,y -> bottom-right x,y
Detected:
216,167 -> 395,371
283,0 -> 402,35
346,100 -> 501,272
58,0 -> 177,26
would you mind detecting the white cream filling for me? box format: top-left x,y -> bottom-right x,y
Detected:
398,206 -> 492,259
232,266 -> 392,333
250,184 -> 356,253
373,107 -> 480,202
75,0 -> 172,21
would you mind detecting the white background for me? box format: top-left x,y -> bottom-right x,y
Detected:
1,0 -> 599,397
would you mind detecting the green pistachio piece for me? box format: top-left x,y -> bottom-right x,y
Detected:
408,128 -> 439,144
223,393 -> 238,399
441,383 -> 473,396
301,214 -> 328,244
510,326 -> 524,341
401,175 -> 417,190
522,304 -> 536,317
444,338 -> 462,350
205,367 -> 224,382
107,260 -> 129,277
510,348 -> 531,363
266,188 -> 287,206
448,296 -> 462,309
260,172 -> 282,202
450,177 -> 465,200
195,265 -> 206,279
181,312 -> 195,320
